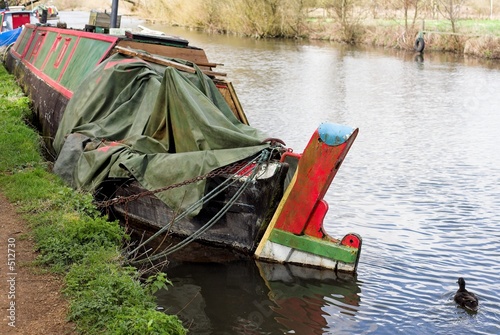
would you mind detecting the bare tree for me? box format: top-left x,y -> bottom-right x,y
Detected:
237,0 -> 314,38
322,0 -> 363,43
402,0 -> 421,32
436,0 -> 467,51
438,0 -> 465,34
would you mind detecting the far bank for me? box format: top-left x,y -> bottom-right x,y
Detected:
43,1 -> 500,59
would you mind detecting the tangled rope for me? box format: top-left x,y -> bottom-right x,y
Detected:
97,158 -> 255,209
126,149 -> 274,263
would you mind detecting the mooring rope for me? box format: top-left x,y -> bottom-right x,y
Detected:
128,149 -> 272,262
97,157 -> 254,208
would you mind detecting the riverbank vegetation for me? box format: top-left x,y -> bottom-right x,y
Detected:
133,0 -> 499,58
0,65 -> 186,334
56,0 -> 497,59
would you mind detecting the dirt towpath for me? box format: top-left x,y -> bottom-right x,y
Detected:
0,192 -> 75,334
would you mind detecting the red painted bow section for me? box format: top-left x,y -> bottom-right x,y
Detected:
275,128 -> 358,240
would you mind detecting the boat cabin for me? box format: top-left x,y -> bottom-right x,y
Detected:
1,6 -> 37,33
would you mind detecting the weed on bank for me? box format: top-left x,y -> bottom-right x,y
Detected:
0,65 -> 186,334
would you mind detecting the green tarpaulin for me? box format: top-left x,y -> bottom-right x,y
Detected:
53,53 -> 269,215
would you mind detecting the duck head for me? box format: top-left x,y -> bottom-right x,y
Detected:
457,277 -> 466,290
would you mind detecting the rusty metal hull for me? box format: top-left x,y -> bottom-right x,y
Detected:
104,164 -> 288,258
5,54 -> 68,151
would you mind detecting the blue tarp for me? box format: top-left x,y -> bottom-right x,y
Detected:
0,27 -> 21,47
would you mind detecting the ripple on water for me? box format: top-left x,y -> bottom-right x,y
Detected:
142,26 -> 500,335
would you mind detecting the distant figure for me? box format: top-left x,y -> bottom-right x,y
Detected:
454,277 -> 479,312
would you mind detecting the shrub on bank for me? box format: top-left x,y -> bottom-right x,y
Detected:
134,0 -> 500,58
464,36 -> 500,59
0,65 -> 186,334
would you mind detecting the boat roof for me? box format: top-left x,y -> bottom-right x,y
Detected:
1,5 -> 31,12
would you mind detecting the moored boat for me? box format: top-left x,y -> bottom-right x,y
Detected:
4,18 -> 362,273
32,3 -> 59,21
0,5 -> 38,48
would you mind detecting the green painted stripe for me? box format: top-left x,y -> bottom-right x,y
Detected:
60,38 -> 113,91
269,229 -> 358,264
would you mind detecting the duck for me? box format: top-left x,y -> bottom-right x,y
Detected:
454,277 -> 479,312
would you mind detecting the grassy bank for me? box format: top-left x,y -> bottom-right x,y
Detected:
0,65 -> 186,334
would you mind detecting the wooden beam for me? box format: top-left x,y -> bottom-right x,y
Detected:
114,46 -> 226,77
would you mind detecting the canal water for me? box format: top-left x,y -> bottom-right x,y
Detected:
61,12 -> 500,334
140,24 -> 500,335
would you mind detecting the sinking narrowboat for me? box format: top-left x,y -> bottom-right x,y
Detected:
4,21 -> 362,273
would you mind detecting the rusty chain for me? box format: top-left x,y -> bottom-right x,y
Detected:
96,151 -> 268,209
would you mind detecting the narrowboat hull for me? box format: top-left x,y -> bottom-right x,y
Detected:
104,164 -> 287,260
4,23 -> 362,273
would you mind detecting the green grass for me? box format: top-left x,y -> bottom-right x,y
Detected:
0,65 -> 186,334
0,80 -> 41,171
366,18 -> 500,36
453,19 -> 500,36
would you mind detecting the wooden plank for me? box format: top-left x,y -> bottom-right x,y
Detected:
117,40 -> 210,68
115,45 -> 195,73
114,46 -> 226,77
214,79 -> 249,125
422,30 -> 482,37
194,61 -> 223,68
117,40 -> 224,70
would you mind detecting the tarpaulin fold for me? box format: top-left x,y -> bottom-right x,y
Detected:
54,53 -> 269,215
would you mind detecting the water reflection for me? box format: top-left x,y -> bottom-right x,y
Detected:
156,261 -> 362,335
142,24 -> 500,335
50,12 -> 500,335
414,53 -> 424,64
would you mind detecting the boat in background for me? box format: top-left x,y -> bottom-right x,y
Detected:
0,5 -> 38,48
32,3 -> 58,21
3,13 -> 362,273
